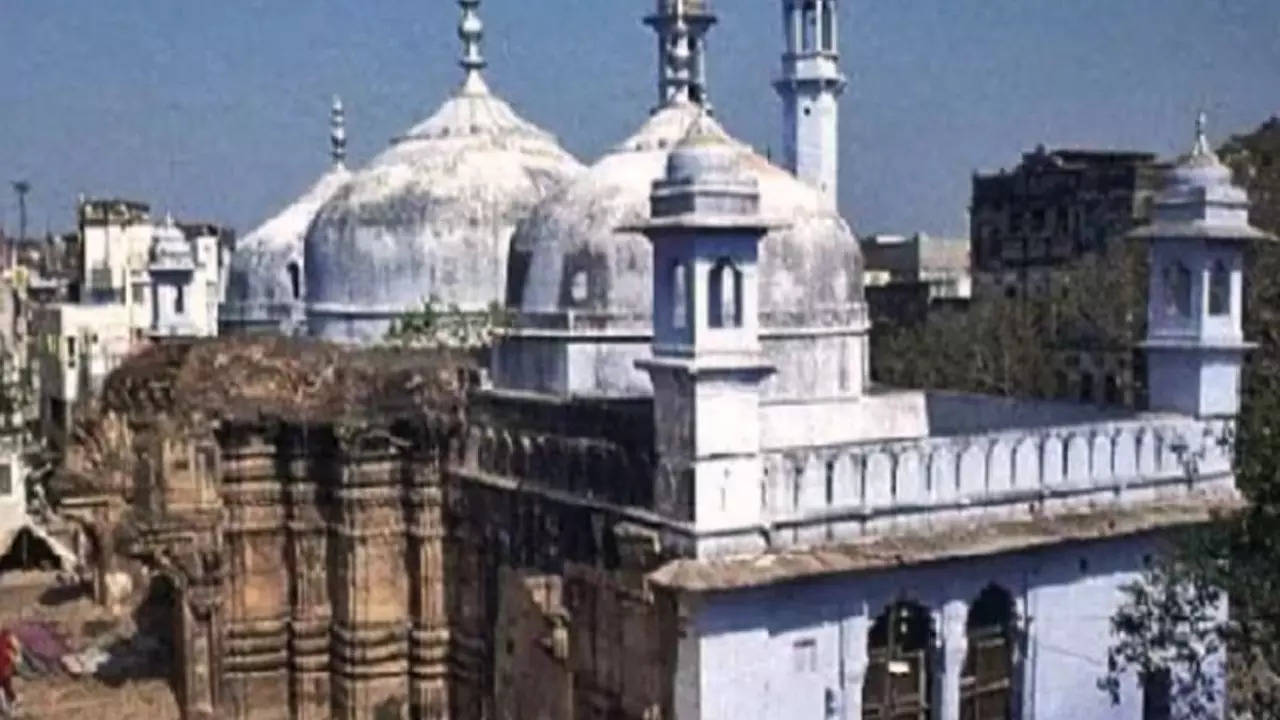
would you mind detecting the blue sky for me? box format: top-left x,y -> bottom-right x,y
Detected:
1,0 -> 1277,239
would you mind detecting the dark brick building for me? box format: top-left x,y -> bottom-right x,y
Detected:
970,146 -> 1165,299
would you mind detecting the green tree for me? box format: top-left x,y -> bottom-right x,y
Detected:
385,298 -> 511,351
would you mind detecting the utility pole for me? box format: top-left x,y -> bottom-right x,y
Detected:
10,181 -> 29,269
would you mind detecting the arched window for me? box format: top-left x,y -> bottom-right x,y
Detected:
1163,262 -> 1192,318
286,261 -> 301,301
863,601 -> 934,719
569,270 -> 589,304
800,0 -> 817,52
709,258 -> 743,328
672,261 -> 688,330
1208,260 -> 1230,316
961,585 -> 1018,720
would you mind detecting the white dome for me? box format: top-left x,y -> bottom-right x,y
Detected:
224,164 -> 350,332
304,75 -> 584,344
507,102 -> 863,329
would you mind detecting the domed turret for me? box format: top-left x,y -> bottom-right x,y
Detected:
496,5 -> 864,399
303,0 -> 584,344
223,96 -> 352,335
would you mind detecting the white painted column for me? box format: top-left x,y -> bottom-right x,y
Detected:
1016,593 -> 1036,720
839,612 -> 869,720
936,599 -> 969,720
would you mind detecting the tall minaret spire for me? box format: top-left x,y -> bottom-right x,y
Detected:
775,0 -> 846,209
646,0 -> 717,110
666,3 -> 694,105
330,95 -> 347,168
458,0 -> 488,94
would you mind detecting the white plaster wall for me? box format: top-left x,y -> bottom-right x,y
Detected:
761,391 -> 929,449
686,533 -> 1189,720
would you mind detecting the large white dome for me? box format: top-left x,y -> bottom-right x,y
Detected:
507,102 -> 863,329
304,75 -> 584,345
303,0 -> 585,345
496,101 -> 867,399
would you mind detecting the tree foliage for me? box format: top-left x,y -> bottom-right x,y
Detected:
385,297 -> 511,351
871,240 -> 1144,400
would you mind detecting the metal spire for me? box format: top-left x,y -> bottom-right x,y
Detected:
330,95 -> 347,168
458,0 -> 488,94
666,0 -> 694,105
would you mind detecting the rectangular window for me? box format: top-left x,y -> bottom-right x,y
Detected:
793,638 -> 817,673
175,285 -> 185,315
66,336 -> 76,369
1142,668 -> 1172,720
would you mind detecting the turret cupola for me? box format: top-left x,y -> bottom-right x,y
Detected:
1132,112 -> 1274,417
634,114 -> 780,551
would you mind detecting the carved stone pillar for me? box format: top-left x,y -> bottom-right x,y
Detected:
178,553 -> 225,720
935,599 -> 969,720
220,425 -> 290,720
328,426 -> 411,720
408,446 -> 451,720
285,424 -> 332,720
448,520 -> 489,720
839,612 -> 870,720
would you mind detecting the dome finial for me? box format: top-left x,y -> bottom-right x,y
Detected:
1192,108 -> 1213,158
665,0 -> 694,105
458,0 -> 488,94
330,95 -> 347,168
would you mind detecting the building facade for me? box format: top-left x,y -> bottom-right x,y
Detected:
970,148 -> 1165,300
46,3 -> 1262,720
861,233 -> 971,327
32,202 -> 228,447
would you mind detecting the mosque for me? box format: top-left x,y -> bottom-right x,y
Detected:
138,0 -> 1266,717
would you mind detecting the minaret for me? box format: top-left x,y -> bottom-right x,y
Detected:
330,95 -> 347,169
774,0 -> 846,208
645,0 -> 716,108
1132,112 -> 1272,417
634,114 -> 778,557
457,0 -> 489,95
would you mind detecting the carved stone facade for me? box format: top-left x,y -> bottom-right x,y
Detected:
53,338 -> 671,720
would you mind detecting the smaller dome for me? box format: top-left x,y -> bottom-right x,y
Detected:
664,116 -> 741,183
227,165 -> 350,305
1132,112 -> 1269,242
224,96 -> 353,335
653,113 -> 762,219
1171,116 -> 1233,189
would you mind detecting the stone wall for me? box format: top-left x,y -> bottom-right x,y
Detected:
53,338 -> 673,720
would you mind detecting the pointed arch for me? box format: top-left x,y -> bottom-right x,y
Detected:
961,585 -> 1019,719
863,600 -> 935,719
708,257 -> 743,328
1208,259 -> 1230,316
